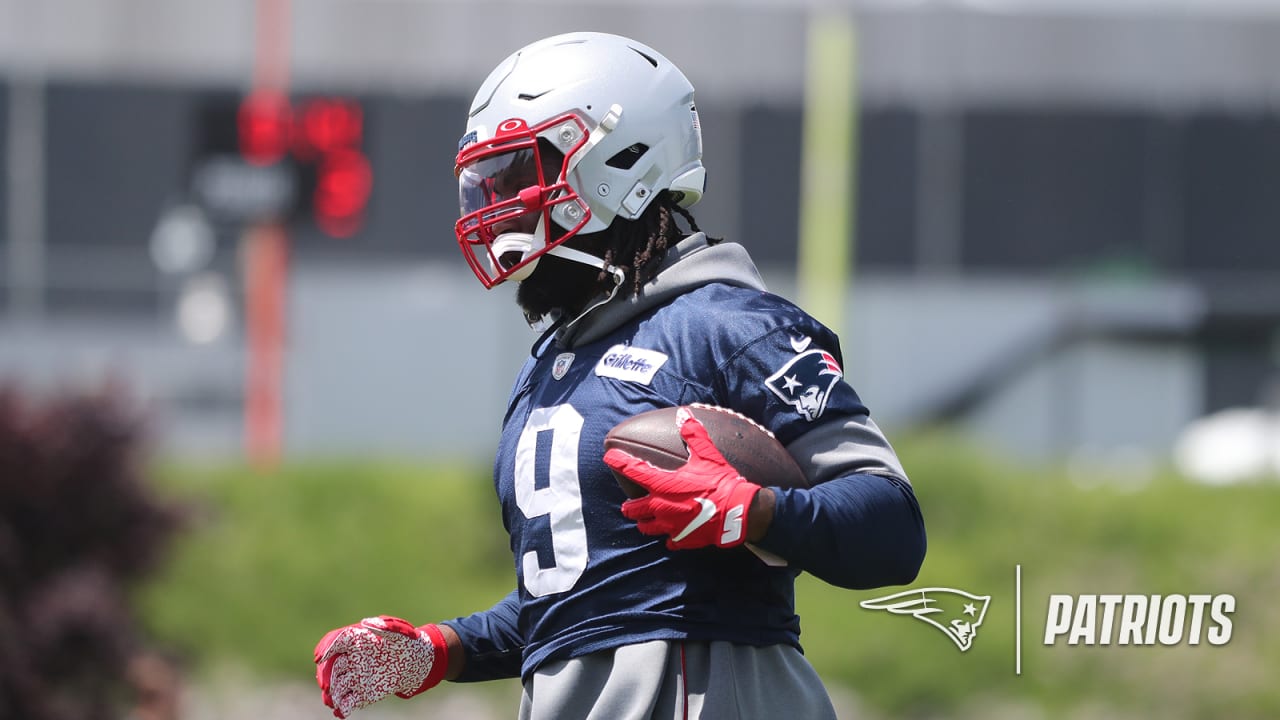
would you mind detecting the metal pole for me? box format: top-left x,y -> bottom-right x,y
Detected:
244,221 -> 288,467
243,0 -> 292,468
797,8 -> 858,334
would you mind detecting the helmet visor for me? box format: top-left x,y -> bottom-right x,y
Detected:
457,146 -> 542,222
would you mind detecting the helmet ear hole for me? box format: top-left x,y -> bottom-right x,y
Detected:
605,144 -> 650,170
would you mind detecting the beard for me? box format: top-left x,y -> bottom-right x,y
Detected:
515,253 -> 608,326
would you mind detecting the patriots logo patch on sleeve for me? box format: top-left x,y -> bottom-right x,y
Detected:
765,346 -> 844,421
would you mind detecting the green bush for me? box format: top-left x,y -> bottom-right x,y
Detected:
141,436 -> 1280,719
1,388 -> 185,720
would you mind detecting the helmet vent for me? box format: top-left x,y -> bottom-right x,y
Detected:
629,47 -> 659,68
606,144 -> 649,170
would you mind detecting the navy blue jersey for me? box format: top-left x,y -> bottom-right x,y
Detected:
486,282 -> 871,677
443,238 -> 924,684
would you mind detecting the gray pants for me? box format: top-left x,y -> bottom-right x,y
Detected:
518,641 -> 838,720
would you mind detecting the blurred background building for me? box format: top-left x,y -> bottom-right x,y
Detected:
2,0 -> 1278,466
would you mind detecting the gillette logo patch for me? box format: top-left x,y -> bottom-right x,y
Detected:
595,345 -> 668,385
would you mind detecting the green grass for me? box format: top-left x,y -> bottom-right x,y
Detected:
140,437 -> 1280,719
140,461 -> 515,675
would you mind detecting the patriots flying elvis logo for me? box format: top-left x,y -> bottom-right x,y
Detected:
860,588 -> 991,652
765,345 -> 843,421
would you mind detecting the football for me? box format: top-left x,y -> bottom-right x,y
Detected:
603,403 -> 808,498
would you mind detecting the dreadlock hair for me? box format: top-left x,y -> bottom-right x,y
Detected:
595,190 -> 718,296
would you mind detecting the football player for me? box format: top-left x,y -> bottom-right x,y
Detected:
314,32 -> 926,719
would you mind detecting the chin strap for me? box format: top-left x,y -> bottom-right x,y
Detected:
521,243 -> 626,335
496,229 -> 624,290
489,215 -> 549,283
546,245 -> 626,287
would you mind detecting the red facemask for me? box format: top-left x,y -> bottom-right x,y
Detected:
454,115 -> 592,288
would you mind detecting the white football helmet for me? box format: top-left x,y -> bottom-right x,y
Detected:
454,32 -> 706,288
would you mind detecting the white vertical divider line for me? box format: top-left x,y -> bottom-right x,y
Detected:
1016,563 -> 1023,676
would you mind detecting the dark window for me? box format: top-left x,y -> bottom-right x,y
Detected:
1180,112 -> 1280,273
961,109 -> 1149,272
856,107 -> 918,269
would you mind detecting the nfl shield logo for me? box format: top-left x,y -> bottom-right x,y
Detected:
552,353 -> 575,380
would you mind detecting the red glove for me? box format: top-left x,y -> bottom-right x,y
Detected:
313,616 -> 448,718
604,408 -> 762,550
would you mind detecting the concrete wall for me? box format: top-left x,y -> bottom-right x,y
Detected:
4,0 -> 1280,110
